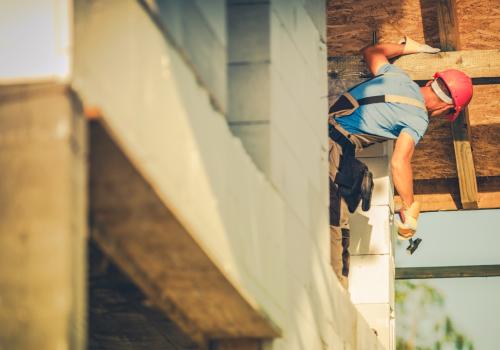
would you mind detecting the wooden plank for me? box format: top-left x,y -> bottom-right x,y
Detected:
396,265 -> 500,279
329,50 -> 500,81
437,0 -> 460,51
437,0 -> 479,209
394,49 -> 500,80
451,109 -> 478,208
89,121 -> 280,348
395,177 -> 500,212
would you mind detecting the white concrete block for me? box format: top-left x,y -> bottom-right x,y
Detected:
362,157 -> 393,209
195,0 -> 226,46
228,62 -> 270,122
304,0 -> 326,41
229,123 -> 270,175
151,0 -> 227,110
228,2 -> 270,63
349,254 -> 391,304
284,208 -> 316,283
356,303 -> 391,350
270,131 -> 311,228
270,11 -> 327,142
356,311 -> 382,350
270,68 -> 325,192
306,183 -> 330,263
291,6 -> 322,79
356,142 -> 388,158
349,206 -> 391,255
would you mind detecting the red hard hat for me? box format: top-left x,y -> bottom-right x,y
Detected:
433,69 -> 473,122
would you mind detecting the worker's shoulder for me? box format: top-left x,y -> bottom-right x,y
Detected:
376,63 -> 410,78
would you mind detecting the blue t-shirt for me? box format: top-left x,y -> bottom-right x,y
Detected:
335,63 -> 428,145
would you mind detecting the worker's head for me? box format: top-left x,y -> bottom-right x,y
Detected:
423,69 -> 473,121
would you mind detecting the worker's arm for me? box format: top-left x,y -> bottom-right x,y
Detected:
362,38 -> 440,76
392,132 -> 422,238
391,132 -> 415,206
362,43 -> 405,76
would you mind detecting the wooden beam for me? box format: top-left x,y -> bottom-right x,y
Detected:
396,265 -> 500,279
395,176 -> 500,212
437,0 -> 479,209
450,109 -> 478,208
329,49 -> 500,81
437,0 -> 460,51
89,121 -> 280,348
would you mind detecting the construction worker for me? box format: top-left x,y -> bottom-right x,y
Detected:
329,37 -> 473,287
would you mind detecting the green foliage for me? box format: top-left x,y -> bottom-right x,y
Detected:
396,280 -> 475,350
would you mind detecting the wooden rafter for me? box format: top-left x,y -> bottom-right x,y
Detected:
396,265 -> 500,279
437,0 -> 479,209
328,50 -> 500,81
393,49 -> 500,80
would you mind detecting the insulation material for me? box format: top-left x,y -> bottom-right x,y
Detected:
327,0 -> 499,55
456,0 -> 500,50
469,85 -> 500,178
327,0 -> 432,56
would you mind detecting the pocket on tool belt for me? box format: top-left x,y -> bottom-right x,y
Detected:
329,92 -> 359,117
334,156 -> 374,213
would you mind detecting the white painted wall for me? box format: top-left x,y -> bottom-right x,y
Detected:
73,0 -> 391,349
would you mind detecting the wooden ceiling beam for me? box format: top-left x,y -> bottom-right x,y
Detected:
394,49 -> 500,80
396,265 -> 500,279
329,49 -> 500,82
437,0 -> 478,209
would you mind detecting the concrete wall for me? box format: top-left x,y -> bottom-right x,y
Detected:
0,1 -> 87,349
73,0 -> 391,349
350,145 -> 396,349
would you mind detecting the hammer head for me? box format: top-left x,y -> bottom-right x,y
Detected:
406,238 -> 422,255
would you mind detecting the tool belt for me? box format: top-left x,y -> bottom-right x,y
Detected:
330,125 -> 373,213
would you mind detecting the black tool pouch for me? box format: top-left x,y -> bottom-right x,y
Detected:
334,155 -> 374,213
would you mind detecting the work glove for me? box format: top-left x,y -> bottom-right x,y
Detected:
396,201 -> 421,239
399,36 -> 440,54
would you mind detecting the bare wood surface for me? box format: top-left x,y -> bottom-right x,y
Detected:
456,0 -> 500,51
327,0 -> 499,56
437,0 -> 478,209
327,0 -> 435,56
395,177 -> 500,211
394,50 -> 500,80
451,109 -> 478,208
396,265 -> 500,279
437,0 -> 460,51
89,121 -> 279,347
329,50 -> 500,83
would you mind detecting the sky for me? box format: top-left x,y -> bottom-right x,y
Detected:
395,209 -> 500,349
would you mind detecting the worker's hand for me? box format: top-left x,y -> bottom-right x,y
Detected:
399,36 -> 440,54
396,201 -> 421,239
